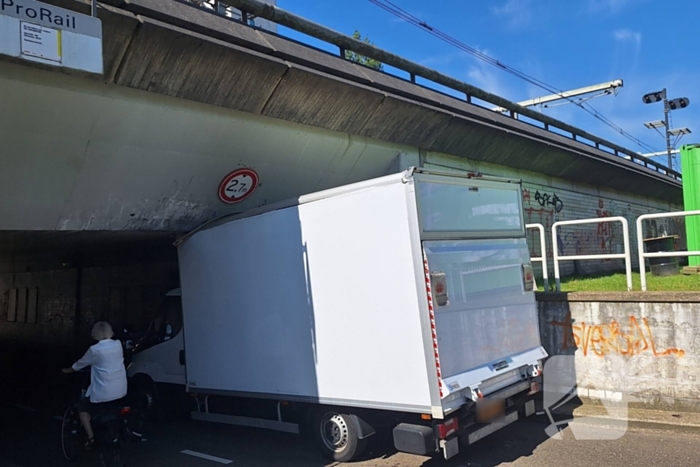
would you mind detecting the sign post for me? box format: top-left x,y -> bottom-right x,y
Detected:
0,0 -> 103,74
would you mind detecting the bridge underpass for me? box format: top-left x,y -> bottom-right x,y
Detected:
0,231 -> 177,417
0,1 -> 688,452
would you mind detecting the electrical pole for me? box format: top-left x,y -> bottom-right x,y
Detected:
663,89 -> 672,169
642,89 -> 691,171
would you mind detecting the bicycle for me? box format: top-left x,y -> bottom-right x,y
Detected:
61,379 -> 142,466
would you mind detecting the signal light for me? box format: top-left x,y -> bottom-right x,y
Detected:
436,417 -> 459,439
668,97 -> 690,110
642,89 -> 666,104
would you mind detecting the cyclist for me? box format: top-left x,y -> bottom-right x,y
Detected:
62,321 -> 128,449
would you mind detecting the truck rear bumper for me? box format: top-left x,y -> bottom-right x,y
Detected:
460,398 -> 535,446
392,383 -> 539,459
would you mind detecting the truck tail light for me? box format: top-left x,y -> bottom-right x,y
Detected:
436,417 -> 459,439
522,264 -> 535,292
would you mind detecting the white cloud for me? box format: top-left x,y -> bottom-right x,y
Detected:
492,0 -> 534,29
588,0 -> 632,14
467,66 -> 501,94
464,48 -> 514,99
611,29 -> 642,71
613,28 -> 642,47
420,51 -> 469,67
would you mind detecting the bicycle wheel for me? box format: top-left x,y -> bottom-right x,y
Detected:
100,440 -> 128,467
61,405 -> 82,461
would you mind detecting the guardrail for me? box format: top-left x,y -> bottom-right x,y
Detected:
636,210 -> 700,291
552,217 -> 632,292
185,0 -> 680,182
526,223 -> 549,291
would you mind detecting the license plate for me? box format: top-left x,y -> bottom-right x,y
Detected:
476,398 -> 505,423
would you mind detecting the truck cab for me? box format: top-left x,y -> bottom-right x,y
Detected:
127,289 -> 186,416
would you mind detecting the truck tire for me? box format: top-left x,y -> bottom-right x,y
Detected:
313,409 -> 367,462
130,376 -> 158,421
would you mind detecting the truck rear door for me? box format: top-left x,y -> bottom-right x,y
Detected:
414,173 -> 546,402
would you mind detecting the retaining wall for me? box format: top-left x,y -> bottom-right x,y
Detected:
537,292 -> 700,412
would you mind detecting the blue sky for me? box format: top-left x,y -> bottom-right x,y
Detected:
277,0 -> 698,170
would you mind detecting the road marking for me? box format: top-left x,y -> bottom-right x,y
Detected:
15,405 -> 37,412
181,450 -> 233,464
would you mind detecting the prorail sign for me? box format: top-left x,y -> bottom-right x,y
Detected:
0,0 -> 102,74
2,0 -> 81,30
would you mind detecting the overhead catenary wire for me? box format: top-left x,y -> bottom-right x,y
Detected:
370,0 -> 660,154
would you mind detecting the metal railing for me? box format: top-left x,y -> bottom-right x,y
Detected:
526,223 -> 549,291
552,217 -> 632,291
636,210 -> 700,291
180,0 -> 681,181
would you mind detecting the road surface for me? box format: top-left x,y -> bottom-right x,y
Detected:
2,404 -> 700,466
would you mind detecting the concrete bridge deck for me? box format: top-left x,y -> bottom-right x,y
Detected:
0,0 -> 682,233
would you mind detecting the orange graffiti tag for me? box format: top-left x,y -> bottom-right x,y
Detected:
551,312 -> 685,358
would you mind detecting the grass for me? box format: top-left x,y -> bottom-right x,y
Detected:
550,271 -> 700,292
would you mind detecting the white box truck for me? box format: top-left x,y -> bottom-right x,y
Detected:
127,168 -> 546,461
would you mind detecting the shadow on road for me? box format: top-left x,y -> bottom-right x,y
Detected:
0,342 -> 581,467
354,397 -> 579,467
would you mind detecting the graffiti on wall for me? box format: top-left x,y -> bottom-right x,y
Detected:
595,199 -> 615,253
523,188 -> 561,258
555,198 -> 630,257
535,190 -> 564,213
551,312 -> 685,358
522,186 -> 685,266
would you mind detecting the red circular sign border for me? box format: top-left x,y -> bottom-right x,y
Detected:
218,168 -> 259,204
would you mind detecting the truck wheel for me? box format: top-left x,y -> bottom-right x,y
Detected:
313,409 -> 367,462
131,377 -> 158,421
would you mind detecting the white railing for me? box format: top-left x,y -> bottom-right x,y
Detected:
552,217 -> 632,292
636,210 -> 700,291
526,223 -> 549,291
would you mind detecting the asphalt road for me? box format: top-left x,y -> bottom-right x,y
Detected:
2,404 -> 700,467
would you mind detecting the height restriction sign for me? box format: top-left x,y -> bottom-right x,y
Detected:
218,168 -> 259,204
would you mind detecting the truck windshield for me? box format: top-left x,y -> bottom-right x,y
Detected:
415,179 -> 523,236
133,295 -> 183,352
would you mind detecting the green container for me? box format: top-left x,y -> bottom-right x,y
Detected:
681,144 -> 700,267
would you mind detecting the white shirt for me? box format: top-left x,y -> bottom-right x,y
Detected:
72,339 -> 128,403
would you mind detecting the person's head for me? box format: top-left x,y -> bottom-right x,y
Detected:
91,321 -> 114,341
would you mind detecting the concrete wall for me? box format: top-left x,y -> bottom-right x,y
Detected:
0,61 -> 412,231
0,262 -> 178,347
538,292 -> 700,412
423,152 -> 685,278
